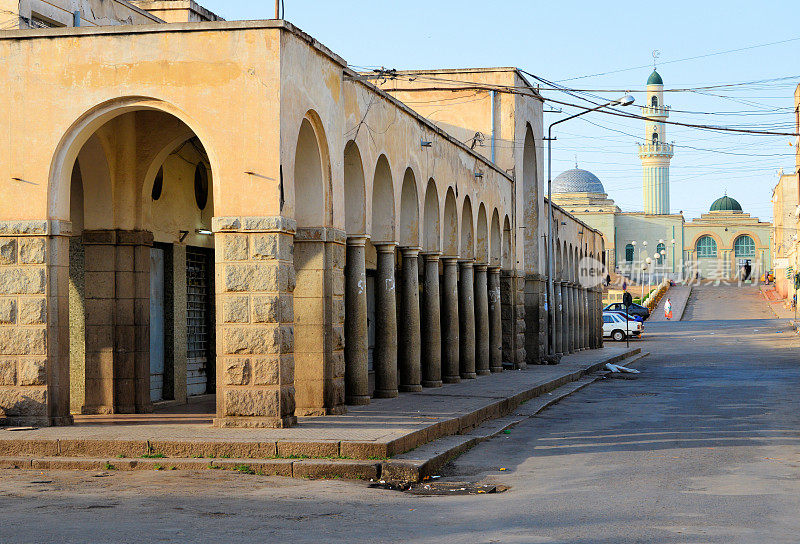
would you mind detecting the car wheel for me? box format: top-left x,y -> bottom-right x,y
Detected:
612,330 -> 625,342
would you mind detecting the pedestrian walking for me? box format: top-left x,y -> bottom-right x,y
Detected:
664,297 -> 673,320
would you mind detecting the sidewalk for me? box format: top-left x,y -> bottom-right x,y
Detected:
760,285 -> 798,322
649,284 -> 692,322
0,345 -> 641,479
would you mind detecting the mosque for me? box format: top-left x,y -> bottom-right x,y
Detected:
552,69 -> 772,282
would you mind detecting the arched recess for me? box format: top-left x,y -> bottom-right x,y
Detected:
502,216 -> 512,269
522,124 -> 539,273
568,244 -> 575,282
442,188 -> 458,256
423,179 -> 440,253
294,116 -> 328,228
490,210 -> 502,267
293,111 -> 339,416
563,241 -> 569,280
344,140 -> 366,235
371,155 -> 395,243
461,196 -> 475,259
54,99 -> 219,419
399,168 -> 420,247
476,203 -> 488,264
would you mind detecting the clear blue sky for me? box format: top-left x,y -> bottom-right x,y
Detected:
201,0 -> 798,221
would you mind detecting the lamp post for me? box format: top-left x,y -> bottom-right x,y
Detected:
547,94 -> 635,356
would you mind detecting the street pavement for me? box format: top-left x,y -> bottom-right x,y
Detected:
1,284 -> 799,543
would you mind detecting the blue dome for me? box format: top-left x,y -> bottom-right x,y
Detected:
553,168 -> 605,194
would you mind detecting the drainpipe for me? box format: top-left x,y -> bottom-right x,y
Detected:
490,90 -> 496,164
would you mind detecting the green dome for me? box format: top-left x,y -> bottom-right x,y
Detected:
647,69 -> 663,85
710,195 -> 742,212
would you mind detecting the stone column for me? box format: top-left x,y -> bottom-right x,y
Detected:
556,282 -> 565,356
473,263 -> 490,376
581,289 -> 591,349
373,243 -> 398,398
441,257 -> 461,383
501,270 -> 527,370
576,287 -> 584,350
421,252 -> 442,388
570,283 -> 581,352
488,267 -> 503,372
458,260 -> 476,379
398,247 -> 422,392
344,236 -> 370,405
564,282 -> 575,353
214,216 -> 297,429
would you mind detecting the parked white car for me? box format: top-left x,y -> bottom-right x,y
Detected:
603,312 -> 643,341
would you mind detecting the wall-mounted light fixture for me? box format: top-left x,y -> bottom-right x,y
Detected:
474,171 -> 484,179
196,229 -> 213,236
421,140 -> 432,148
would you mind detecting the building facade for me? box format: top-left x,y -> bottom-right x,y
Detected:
553,70 -> 772,283
771,85 -> 800,300
0,9 -> 605,428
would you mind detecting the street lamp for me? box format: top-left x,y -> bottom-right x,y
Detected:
547,94 -> 635,356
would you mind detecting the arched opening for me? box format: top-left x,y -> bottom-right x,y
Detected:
423,179 -> 440,253
696,235 -> 717,258
63,106 -> 216,418
652,131 -> 659,145
442,188 -> 458,257
460,197 -> 475,260
476,204 -> 488,264
399,168 -> 420,248
502,216 -> 512,270
293,114 -> 335,416
344,141 -> 366,235
522,124 -> 538,273
651,95 -> 658,107
625,243 -> 634,262
490,210 -> 501,268
734,235 -> 755,258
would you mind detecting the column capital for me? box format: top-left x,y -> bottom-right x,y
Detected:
346,234 -> 370,246
399,246 -> 422,257
458,259 -> 475,267
441,255 -> 460,263
488,266 -> 502,274
474,263 -> 489,272
374,242 -> 398,253
421,251 -> 442,261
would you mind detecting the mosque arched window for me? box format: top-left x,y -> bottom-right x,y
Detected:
625,243 -> 634,262
734,235 -> 756,258
652,131 -> 658,145
656,242 -> 666,260
651,96 -> 658,107
696,235 -> 717,258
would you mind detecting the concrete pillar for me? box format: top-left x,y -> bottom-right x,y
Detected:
398,247 -> 422,392
570,284 -> 578,353
582,288 -> 589,350
215,217 -> 297,428
555,281 -> 569,355
421,252 -> 442,388
344,236 -> 370,405
441,257 -> 461,383
373,243 -> 398,398
0,221 -> 73,427
577,287 -> 584,350
566,283 -> 575,354
488,267 -> 503,372
524,274 -> 546,365
474,264 -> 491,376
458,260 -> 476,379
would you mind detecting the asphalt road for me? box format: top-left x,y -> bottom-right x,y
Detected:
1,284 -> 799,543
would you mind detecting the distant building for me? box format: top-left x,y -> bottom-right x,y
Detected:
552,69 -> 772,282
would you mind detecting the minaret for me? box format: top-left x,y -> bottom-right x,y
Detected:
638,68 -> 674,214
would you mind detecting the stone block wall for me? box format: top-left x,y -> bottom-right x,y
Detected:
524,274 -> 547,364
0,221 -> 68,426
214,216 -> 297,428
293,227 -> 346,417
